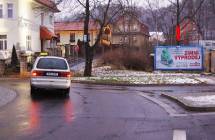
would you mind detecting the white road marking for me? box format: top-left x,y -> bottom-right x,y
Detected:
173,130 -> 186,140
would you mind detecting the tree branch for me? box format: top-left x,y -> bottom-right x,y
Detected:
76,0 -> 86,8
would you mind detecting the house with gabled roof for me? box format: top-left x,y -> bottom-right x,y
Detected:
0,0 -> 59,60
54,20 -> 100,57
54,20 -> 99,46
111,13 -> 150,49
180,18 -> 202,45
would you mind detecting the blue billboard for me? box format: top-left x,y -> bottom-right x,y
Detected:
154,46 -> 204,70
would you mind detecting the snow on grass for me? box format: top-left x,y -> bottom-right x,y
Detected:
92,66 -> 200,77
165,77 -> 200,84
72,75 -> 202,84
72,65 -> 207,84
194,77 -> 215,84
183,95 -> 215,106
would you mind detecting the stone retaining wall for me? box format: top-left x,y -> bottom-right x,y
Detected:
0,60 -> 5,76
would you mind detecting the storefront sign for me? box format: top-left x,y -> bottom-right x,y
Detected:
154,46 -> 203,70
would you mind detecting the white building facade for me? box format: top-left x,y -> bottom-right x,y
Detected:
0,0 -> 59,59
191,40 -> 215,50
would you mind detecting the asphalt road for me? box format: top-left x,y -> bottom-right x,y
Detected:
0,80 -> 215,140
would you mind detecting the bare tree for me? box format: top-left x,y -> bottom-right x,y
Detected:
66,0 -> 127,76
56,0 -> 128,76
146,0 -> 205,45
209,0 -> 215,14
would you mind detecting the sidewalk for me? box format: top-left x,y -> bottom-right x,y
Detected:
70,61 -> 85,72
70,58 -> 97,72
162,92 -> 215,111
0,86 -> 17,108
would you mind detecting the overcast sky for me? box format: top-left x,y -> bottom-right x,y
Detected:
133,0 -> 170,8
56,0 -> 171,19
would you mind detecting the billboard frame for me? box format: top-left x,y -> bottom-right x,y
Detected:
154,46 -> 204,71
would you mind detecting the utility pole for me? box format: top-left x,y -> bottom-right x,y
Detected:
84,0 -> 91,76
156,0 -> 159,46
176,0 -> 180,45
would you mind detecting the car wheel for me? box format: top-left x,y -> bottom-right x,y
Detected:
30,86 -> 37,97
63,88 -> 70,96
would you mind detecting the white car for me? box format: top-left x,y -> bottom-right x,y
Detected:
30,56 -> 71,96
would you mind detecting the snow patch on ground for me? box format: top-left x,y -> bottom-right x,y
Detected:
195,77 -> 215,84
184,95 -> 215,106
72,64 -> 215,85
92,66 -> 200,77
71,62 -> 85,72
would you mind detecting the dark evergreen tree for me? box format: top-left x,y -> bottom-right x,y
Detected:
11,45 -> 19,69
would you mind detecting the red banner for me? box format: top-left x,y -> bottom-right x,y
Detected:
176,25 -> 181,41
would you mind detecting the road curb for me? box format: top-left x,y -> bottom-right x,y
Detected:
0,86 -> 17,108
161,93 -> 215,112
71,80 -> 212,87
137,93 -> 180,117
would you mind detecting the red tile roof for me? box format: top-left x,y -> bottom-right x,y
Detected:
54,21 -> 99,31
34,0 -> 60,12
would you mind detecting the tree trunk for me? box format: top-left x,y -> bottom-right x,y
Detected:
84,46 -> 94,77
83,0 -> 112,77
84,0 -> 91,77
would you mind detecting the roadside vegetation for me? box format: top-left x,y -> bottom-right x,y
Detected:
100,47 -> 153,72
4,45 -> 20,76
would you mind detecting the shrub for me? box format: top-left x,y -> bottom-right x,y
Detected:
10,45 -> 19,72
101,47 -> 153,71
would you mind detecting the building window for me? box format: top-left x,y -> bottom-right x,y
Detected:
26,35 -> 31,51
124,36 -> 128,43
49,15 -> 53,25
88,33 -> 91,42
0,35 -> 7,50
50,39 -> 55,48
70,33 -> 75,43
125,25 -> 128,32
205,42 -> 211,46
0,4 -> 3,18
56,33 -> 60,43
125,17 -> 129,22
119,37 -> 123,43
41,13 -> 44,25
132,36 -> 137,42
7,3 -> 13,18
119,25 -> 123,32
133,24 -> 137,31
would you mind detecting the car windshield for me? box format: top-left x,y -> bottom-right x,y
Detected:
36,58 -> 68,70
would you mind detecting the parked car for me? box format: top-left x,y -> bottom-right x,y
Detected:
30,56 -> 71,96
